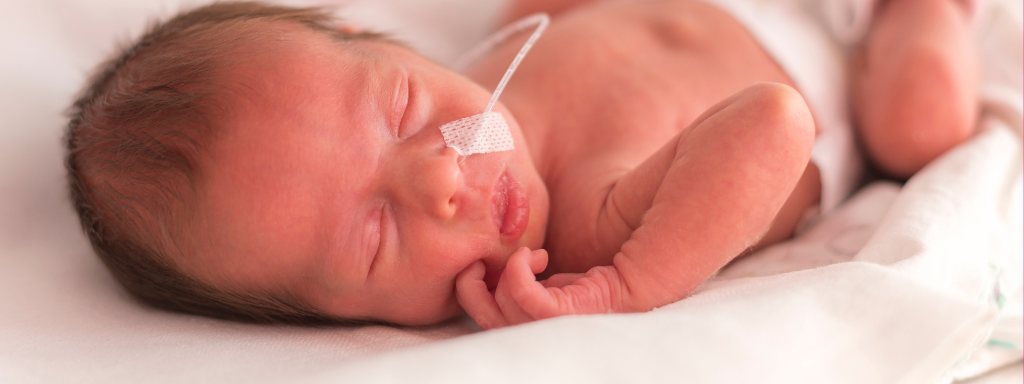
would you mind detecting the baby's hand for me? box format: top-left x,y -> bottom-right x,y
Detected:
456,247 -> 627,329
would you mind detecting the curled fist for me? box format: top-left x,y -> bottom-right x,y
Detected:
456,247 -> 627,329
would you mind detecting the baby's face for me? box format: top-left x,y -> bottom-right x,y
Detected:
187,26 -> 549,325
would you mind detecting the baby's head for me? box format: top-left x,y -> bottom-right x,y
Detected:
66,2 -> 549,325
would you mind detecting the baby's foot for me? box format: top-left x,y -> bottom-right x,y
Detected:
852,0 -> 978,178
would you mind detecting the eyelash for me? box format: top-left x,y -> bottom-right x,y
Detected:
391,75 -> 410,139
371,203 -> 386,258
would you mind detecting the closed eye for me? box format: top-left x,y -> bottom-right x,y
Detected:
365,203 -> 385,276
368,202 -> 396,277
389,71 -> 410,139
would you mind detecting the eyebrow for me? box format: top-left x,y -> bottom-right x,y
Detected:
319,27 -> 408,49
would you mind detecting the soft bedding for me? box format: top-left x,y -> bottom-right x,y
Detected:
0,0 -> 1020,383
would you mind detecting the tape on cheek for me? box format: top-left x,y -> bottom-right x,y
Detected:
439,112 -> 514,156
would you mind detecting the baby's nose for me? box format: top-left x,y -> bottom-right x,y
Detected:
403,147 -> 463,219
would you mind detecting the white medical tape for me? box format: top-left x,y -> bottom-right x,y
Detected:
439,13 -> 550,157
440,112 -> 513,156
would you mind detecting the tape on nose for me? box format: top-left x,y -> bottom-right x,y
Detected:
439,111 -> 514,157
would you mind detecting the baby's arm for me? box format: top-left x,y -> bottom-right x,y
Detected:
457,83 -> 815,329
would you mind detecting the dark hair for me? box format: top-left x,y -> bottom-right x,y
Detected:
65,1 -> 382,324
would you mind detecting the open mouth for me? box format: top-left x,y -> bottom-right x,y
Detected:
491,171 -> 530,241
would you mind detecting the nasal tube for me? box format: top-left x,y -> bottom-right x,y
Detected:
439,13 -> 550,157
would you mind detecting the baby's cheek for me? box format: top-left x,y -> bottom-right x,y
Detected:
419,284 -> 466,323
401,256 -> 477,319
379,279 -> 460,325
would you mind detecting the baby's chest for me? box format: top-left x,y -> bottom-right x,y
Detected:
519,7 -> 792,158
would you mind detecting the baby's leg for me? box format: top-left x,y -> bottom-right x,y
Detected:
853,0 -> 978,178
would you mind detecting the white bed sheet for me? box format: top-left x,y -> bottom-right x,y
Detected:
0,0 -> 1020,383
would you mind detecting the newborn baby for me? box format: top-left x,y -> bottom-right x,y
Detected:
65,0 -> 977,327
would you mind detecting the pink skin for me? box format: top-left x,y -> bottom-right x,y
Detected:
853,0 -> 978,178
457,83 -> 816,328
188,26 -> 549,325
448,0 -> 978,329
185,0 -> 977,328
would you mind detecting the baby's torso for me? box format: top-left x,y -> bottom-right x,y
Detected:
468,0 -> 796,273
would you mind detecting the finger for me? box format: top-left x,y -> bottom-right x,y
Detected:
515,265 -> 627,319
527,248 -> 548,274
505,248 -> 563,320
456,260 -> 509,329
541,272 -> 585,288
494,248 -> 545,324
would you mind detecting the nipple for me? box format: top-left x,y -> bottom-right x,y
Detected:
439,13 -> 550,157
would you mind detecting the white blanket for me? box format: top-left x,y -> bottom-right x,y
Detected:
0,0 -> 1020,383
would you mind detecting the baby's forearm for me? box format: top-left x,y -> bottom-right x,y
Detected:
610,83 -> 815,311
